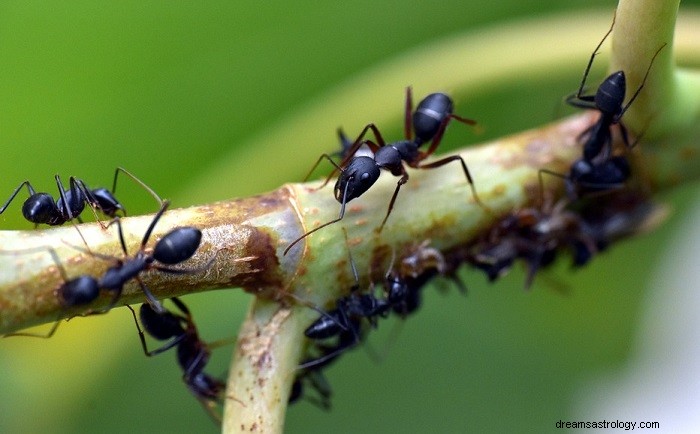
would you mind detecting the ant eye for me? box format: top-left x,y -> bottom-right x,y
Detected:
361,172 -> 371,181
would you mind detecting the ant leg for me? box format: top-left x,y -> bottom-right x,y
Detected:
286,292 -> 351,333
170,296 -> 191,317
418,155 -> 490,213
126,305 -> 185,356
140,200 -> 171,249
337,123 -> 386,168
571,11 -> 616,101
182,348 -> 209,381
283,181 -> 351,256
305,369 -> 333,410
136,278 -> 166,314
299,325 -> 361,370
107,217 -> 130,256
113,167 -> 165,211
72,177 -> 107,228
617,43 -> 667,120
376,172 -> 409,233
419,114 -> 477,160
302,153 -> 342,190
153,254 -> 218,276
55,175 -> 88,222
404,86 -> 413,141
335,128 -> 353,159
0,181 -> 36,215
565,95 -> 597,110
340,227 -> 360,288
3,315 -> 62,339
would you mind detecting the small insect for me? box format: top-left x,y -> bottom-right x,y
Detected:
566,13 -> 666,162
298,231 -> 394,369
127,298 -> 226,421
388,241 -> 449,317
470,199 -> 597,289
97,200 -> 205,314
3,202 -> 206,337
1,248 -> 100,338
284,87 -> 486,255
0,167 -> 162,228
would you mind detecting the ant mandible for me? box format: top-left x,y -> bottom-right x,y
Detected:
566,12 -> 666,161
127,298 -> 226,422
0,167 -> 163,228
284,87 -> 487,255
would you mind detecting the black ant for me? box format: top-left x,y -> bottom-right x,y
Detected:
535,14 -> 664,200
537,17 -> 665,200
284,87 -> 486,255
3,203 -> 206,337
127,298 -> 226,421
97,200 -> 205,314
301,280 -> 391,369
0,167 -> 162,228
1,247 -> 101,338
566,13 -> 666,162
298,232 -> 393,369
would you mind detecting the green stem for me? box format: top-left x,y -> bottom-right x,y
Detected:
612,0 -> 700,189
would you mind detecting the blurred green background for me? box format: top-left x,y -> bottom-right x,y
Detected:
1,1 -> 699,433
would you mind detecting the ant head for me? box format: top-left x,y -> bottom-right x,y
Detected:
153,227 -> 202,265
334,157 -> 380,203
595,71 -> 626,117
59,275 -> 100,307
90,188 -> 125,217
21,193 -> 57,223
413,92 -> 453,143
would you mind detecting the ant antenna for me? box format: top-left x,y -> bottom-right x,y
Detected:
283,181 -> 350,256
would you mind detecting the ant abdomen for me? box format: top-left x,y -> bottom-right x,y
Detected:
595,71 -> 626,116
413,92 -> 454,143
153,227 -> 202,265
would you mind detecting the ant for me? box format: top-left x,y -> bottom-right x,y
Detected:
1,247 -> 101,338
537,17 -> 665,200
127,298 -> 226,421
0,167 -> 162,228
3,203 -> 206,337
298,231 -> 393,369
97,200 -> 205,314
284,87 -> 486,255
566,13 -> 666,162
